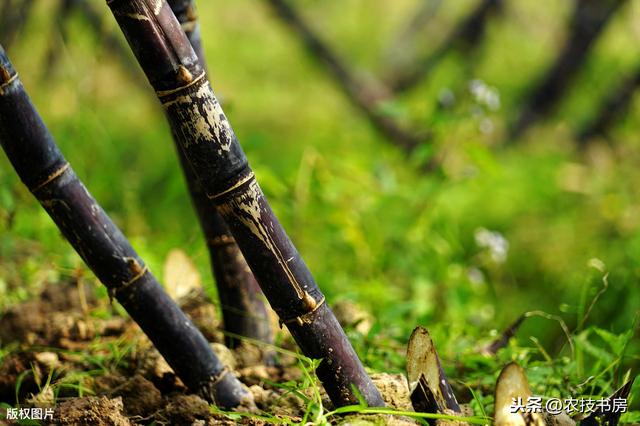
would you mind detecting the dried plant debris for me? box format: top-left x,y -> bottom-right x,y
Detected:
0,281 -> 348,423
494,363 -> 546,426
494,362 -> 580,426
495,362 -> 634,426
1,281 -> 635,425
578,376 -> 636,426
333,300 -> 374,335
406,326 -> 463,424
482,314 -> 527,355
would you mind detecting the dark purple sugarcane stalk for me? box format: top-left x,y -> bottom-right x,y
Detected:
482,314 -> 526,355
382,0 -> 443,69
0,0 -> 35,51
511,0 -> 628,140
70,0 -> 144,83
166,0 -> 273,348
384,0 -> 502,94
105,0 -> 384,407
264,0 -> 424,152
0,46 -> 249,408
577,64 -> 640,144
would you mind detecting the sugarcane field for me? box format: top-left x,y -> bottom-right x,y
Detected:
1,0 -> 639,424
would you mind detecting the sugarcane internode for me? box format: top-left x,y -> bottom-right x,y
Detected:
107,0 -> 384,407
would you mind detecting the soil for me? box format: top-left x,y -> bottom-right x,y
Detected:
0,281 -> 423,425
56,396 -> 131,426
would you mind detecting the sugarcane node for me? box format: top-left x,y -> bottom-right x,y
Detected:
280,295 -> 325,328
208,366 -> 230,386
0,65 -> 12,82
186,4 -> 197,20
177,64 -> 193,84
124,256 -> 145,275
0,70 -> 17,93
208,235 -> 237,246
0,75 -> 18,96
196,366 -> 252,409
180,20 -> 197,33
29,162 -> 70,193
302,290 -> 318,310
208,172 -> 256,201
108,262 -> 149,297
156,71 -> 206,99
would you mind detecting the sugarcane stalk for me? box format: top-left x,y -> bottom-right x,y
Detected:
381,0 -> 443,70
71,0 -> 144,83
105,0 -> 384,407
482,313 -> 527,355
264,0 -> 425,153
384,0 -> 502,94
0,46 -> 249,408
511,0 -> 628,140
167,0 -> 273,349
43,0 -> 75,77
580,377 -> 635,426
0,0 -> 35,51
577,64 -> 640,144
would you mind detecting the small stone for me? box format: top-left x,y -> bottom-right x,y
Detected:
210,343 -> 236,370
34,352 -> 59,369
371,373 -> 412,411
333,300 -> 373,334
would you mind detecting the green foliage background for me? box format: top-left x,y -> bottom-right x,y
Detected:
1,0 -> 639,417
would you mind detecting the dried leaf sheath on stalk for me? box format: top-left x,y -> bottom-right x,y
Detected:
106,0 -> 384,407
167,0 -> 272,348
0,46 -> 249,408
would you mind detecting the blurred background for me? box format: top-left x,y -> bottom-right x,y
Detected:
1,0 -> 639,386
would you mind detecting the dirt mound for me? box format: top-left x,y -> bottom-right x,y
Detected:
0,279 -> 125,348
0,282 -> 426,425
55,396 -> 131,426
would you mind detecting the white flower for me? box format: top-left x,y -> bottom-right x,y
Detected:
468,267 -> 485,285
475,227 -> 509,263
469,79 -> 501,111
479,117 -> 494,134
438,88 -> 456,108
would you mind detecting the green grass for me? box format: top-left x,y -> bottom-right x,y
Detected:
1,0 -> 639,423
